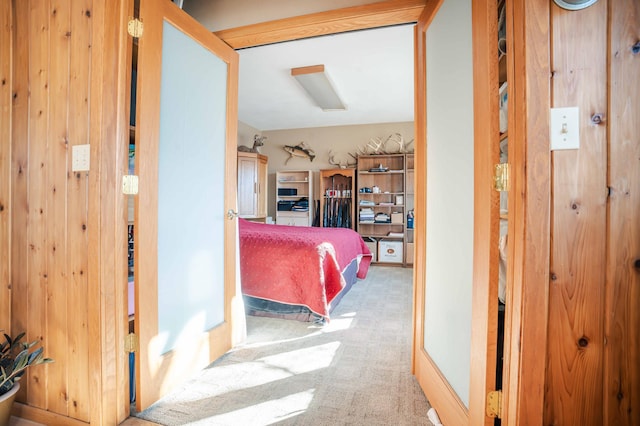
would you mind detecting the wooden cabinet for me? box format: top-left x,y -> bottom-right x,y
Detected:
356,154 -> 406,265
276,170 -> 313,226
237,152 -> 268,221
319,168 -> 355,229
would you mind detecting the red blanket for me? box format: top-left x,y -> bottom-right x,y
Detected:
239,219 -> 372,319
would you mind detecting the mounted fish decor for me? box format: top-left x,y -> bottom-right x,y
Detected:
283,142 -> 315,164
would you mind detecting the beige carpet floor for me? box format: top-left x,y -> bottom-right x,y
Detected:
134,265 -> 434,426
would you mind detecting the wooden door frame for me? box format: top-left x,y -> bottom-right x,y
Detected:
212,0 -> 543,424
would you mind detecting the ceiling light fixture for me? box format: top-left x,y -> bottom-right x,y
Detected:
291,65 -> 346,111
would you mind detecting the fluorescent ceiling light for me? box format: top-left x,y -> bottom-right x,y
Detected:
291,65 -> 346,111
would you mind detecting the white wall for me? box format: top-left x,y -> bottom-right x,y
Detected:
424,0 -> 474,408
254,121 -> 414,219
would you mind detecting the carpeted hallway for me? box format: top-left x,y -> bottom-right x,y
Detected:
133,266 -> 434,426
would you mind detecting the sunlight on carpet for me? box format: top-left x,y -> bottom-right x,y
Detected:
133,266 -> 433,426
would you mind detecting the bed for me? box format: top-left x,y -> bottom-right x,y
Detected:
238,218 -> 373,322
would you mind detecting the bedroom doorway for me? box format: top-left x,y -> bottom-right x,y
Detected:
211,0 -> 510,424
120,0 -> 511,421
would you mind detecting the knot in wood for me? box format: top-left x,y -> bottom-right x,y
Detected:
578,337 -> 589,347
590,113 -> 604,125
632,41 -> 640,55
634,259 -> 640,270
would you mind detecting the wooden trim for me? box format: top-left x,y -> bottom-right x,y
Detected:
13,403 -> 89,426
469,0 -> 500,424
502,0 -> 551,424
0,0 -> 11,334
291,64 -> 324,76
89,0 -> 133,424
215,0 -> 427,49
415,348 -> 469,425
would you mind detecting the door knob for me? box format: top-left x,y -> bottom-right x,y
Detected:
227,209 -> 239,220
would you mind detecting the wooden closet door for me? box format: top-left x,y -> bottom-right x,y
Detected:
134,0 -> 239,411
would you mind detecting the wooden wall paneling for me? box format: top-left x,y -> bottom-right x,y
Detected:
47,0 -> 71,416
469,0 -> 500,423
89,0 -> 132,422
605,0 -> 640,424
26,0 -> 50,408
10,0 -> 29,363
0,0 -> 11,334
546,2 -> 608,425
66,0 -> 92,421
503,0 -> 551,424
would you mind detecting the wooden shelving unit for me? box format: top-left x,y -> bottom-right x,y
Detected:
319,168 -> 355,229
276,170 -> 313,226
356,154 -> 406,265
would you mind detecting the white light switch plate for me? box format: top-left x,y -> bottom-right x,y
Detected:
550,107 -> 579,150
72,144 -> 91,171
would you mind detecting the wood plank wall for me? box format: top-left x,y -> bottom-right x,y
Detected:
9,1 -> 130,424
11,0 -> 92,419
545,1 -> 640,425
605,0 -> 640,424
0,0 -> 11,334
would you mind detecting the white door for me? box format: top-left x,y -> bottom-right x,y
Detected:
133,0 -> 239,411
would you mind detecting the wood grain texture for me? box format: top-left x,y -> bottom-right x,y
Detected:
10,0 -> 30,357
67,1 -> 92,420
546,1 -> 608,425
26,0 -> 50,408
47,0 -> 71,415
503,0 -> 551,424
605,0 -> 640,424
469,0 -> 501,424
9,0 -> 132,423
0,0 -> 11,335
88,0 -> 132,422
215,0 -> 427,49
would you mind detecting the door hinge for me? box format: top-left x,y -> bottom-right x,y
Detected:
487,390 -> 502,418
125,333 -> 138,353
128,18 -> 144,38
494,163 -> 510,192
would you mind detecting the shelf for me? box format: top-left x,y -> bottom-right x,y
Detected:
358,170 -> 404,175
276,170 -> 314,227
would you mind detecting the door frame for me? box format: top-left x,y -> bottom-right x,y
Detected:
212,0 -> 528,423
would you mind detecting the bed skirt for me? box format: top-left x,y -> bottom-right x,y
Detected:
243,258 -> 360,323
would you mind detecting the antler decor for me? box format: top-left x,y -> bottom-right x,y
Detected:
357,133 -> 415,155
328,150 -> 357,169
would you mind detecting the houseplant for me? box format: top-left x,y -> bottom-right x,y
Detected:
0,332 -> 53,425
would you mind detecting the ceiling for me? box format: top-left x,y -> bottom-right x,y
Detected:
237,24 -> 416,131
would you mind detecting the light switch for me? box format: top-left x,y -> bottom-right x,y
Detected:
550,107 -> 579,150
72,144 -> 91,171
